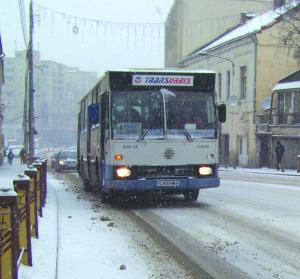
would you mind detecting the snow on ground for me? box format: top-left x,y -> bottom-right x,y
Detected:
220,166 -> 300,176
0,160 -> 192,279
19,176 -> 159,279
1,159 -> 299,279
0,159 -> 27,190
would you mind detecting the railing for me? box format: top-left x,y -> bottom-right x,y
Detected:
0,158 -> 47,279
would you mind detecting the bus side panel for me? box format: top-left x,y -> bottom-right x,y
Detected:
88,127 -> 100,187
80,131 -> 89,180
99,139 -> 113,190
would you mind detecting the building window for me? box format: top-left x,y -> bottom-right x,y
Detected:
295,92 -> 300,123
226,70 -> 231,100
240,66 -> 247,100
237,135 -> 243,154
218,73 -> 222,100
278,92 -> 291,124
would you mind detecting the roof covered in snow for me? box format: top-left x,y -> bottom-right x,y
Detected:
272,70 -> 300,91
272,81 -> 300,91
179,0 -> 300,65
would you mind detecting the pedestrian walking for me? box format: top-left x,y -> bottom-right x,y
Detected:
275,140 -> 285,171
19,147 -> 28,164
7,149 -> 14,165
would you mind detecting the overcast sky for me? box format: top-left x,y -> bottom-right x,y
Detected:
0,0 -> 174,76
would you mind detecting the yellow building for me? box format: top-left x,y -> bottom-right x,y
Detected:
175,2 -> 299,167
165,0 -> 273,67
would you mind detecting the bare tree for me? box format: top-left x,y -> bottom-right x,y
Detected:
278,4 -> 300,60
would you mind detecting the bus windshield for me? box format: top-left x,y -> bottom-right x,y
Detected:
112,89 -> 216,140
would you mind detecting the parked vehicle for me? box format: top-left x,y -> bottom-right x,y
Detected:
54,149 -> 77,172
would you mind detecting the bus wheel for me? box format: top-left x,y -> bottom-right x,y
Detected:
183,189 -> 199,201
84,179 -> 93,192
99,189 -> 112,203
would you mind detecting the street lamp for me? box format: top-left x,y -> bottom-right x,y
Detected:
179,51 -> 236,168
178,51 -> 235,77
196,52 -> 235,76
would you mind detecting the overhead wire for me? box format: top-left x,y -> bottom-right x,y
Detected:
34,2 -> 163,26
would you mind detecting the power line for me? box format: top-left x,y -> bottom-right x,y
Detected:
33,2 -> 164,50
34,2 -> 164,25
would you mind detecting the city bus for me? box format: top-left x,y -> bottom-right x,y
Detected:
77,69 -> 226,202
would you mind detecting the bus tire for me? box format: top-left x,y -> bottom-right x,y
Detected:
99,189 -> 112,203
84,179 -> 93,192
183,189 -> 199,201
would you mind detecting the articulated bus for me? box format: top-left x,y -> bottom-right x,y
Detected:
77,69 -> 226,202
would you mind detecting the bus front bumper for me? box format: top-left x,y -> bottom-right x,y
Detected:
107,177 -> 220,192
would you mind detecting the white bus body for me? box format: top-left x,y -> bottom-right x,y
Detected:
77,69 -> 226,202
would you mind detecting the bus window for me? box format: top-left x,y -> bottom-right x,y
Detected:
112,91 -> 164,140
166,91 -> 216,139
111,90 -> 216,140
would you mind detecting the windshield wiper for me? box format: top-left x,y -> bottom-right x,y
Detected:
137,128 -> 150,141
181,129 -> 193,141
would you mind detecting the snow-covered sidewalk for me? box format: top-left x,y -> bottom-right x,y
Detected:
17,172 -> 191,279
219,166 -> 300,177
0,160 -> 27,190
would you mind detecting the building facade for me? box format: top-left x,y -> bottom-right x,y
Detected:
256,70 -> 300,169
1,50 -> 28,145
165,0 -> 273,67
172,1 -> 299,167
34,61 -> 97,147
2,50 -> 97,148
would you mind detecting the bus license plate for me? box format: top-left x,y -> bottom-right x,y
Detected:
157,180 -> 180,187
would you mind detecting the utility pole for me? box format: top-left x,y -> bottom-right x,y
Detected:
28,0 -> 35,161
23,65 -> 29,151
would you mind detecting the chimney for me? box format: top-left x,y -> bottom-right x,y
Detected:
240,12 -> 256,24
274,0 -> 286,9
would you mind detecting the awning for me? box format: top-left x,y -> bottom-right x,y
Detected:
272,81 -> 300,91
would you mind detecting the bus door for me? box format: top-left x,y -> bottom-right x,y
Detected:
88,103 -> 100,184
77,112 -> 81,174
100,92 -> 109,186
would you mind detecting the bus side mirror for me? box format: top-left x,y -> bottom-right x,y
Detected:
218,103 -> 226,123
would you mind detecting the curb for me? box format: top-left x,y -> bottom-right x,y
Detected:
219,168 -> 300,177
128,210 -> 252,279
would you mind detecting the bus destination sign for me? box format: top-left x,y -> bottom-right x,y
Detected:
132,75 -> 194,87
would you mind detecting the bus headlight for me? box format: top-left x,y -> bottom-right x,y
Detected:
59,160 -> 64,165
198,166 -> 212,176
116,167 -> 131,178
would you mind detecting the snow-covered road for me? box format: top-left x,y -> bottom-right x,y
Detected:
12,165 -> 300,279
132,173 -> 300,279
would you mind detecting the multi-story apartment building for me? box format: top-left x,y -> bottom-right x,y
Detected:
2,50 -> 97,148
35,61 -> 97,147
1,50 -> 28,144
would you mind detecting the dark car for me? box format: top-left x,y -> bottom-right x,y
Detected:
54,150 -> 77,172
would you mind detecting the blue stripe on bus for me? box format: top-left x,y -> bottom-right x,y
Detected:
103,177 -> 220,191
